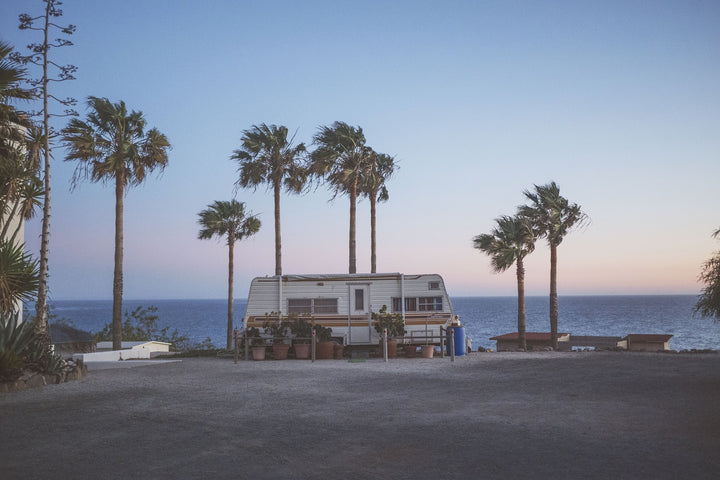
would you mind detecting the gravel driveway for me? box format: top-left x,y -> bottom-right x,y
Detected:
1,352 -> 718,479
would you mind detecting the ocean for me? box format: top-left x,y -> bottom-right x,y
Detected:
33,295 -> 719,352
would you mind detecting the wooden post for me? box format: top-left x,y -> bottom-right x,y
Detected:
383,328 -> 388,362
233,328 -> 238,364
244,333 -> 249,361
450,327 -> 455,362
440,326 -> 445,359
311,329 -> 316,363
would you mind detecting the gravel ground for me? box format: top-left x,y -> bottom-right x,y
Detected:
1,352 -> 719,479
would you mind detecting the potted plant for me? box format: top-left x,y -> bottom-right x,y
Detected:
314,324 -> 334,360
287,313 -> 313,359
245,327 -> 266,361
263,313 -> 290,360
372,305 -> 406,358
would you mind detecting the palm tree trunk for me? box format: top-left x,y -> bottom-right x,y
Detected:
516,258 -> 527,351
549,242 -> 558,350
227,233 -> 234,350
370,189 -> 377,274
349,180 -> 357,274
273,179 -> 282,276
112,172 -> 124,350
1,199 -> 19,241
35,2 -> 51,344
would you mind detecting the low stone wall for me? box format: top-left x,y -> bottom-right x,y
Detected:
0,359 -> 88,394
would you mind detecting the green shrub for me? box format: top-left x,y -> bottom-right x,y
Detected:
286,313 -> 313,343
372,305 -> 406,337
314,324 -> 333,343
0,350 -> 24,381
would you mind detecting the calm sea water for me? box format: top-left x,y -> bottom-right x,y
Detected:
31,295 -> 719,351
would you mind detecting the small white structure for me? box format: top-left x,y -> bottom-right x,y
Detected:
74,341 -> 171,363
243,273 -> 454,345
96,341 -> 171,353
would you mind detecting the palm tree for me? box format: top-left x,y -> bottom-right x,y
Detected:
360,150 -> 396,273
232,124 -> 307,276
0,241 -> 39,316
310,121 -> 372,274
474,214 -> 536,350
61,96 -> 171,350
520,181 -> 587,350
1,41 -> 39,245
198,200 -> 261,349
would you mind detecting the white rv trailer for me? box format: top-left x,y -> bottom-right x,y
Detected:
243,273 -> 454,345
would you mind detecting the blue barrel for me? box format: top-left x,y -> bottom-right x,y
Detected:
446,326 -> 466,356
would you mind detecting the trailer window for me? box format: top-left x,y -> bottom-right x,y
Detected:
354,289 -> 364,311
313,298 -> 338,314
288,298 -> 312,314
418,297 -> 443,311
288,298 -> 338,314
392,297 -> 417,312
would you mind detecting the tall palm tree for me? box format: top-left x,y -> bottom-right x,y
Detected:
520,181 -> 587,350
474,214 -> 536,350
61,96 -> 170,350
198,200 -> 261,349
310,121 -> 372,274
360,150 -> 396,273
232,124 -> 306,276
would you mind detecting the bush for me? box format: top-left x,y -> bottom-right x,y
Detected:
0,350 -> 24,381
372,305 -> 406,337
314,324 -> 333,343
287,313 -> 313,344
0,312 -> 69,380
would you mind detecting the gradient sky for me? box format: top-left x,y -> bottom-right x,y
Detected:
1,0 -> 718,300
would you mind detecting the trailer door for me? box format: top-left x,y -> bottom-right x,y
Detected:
348,284 -> 371,344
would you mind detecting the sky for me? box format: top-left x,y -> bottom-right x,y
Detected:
1,0 -> 718,300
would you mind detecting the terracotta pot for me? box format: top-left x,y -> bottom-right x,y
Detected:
252,346 -> 266,361
379,339 -> 398,358
316,341 -> 334,359
294,343 -> 310,359
420,345 -> 434,359
333,343 -> 344,360
404,345 -> 417,358
387,339 -> 398,358
272,343 -> 290,360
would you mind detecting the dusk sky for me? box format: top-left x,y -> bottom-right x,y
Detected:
1,0 -> 718,300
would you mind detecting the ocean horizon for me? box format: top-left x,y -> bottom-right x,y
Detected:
28,294 -> 719,352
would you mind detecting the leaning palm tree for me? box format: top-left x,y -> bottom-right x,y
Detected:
1,41 -> 39,244
232,124 -> 307,276
198,200 -> 261,349
474,214 -> 536,350
62,96 -> 170,350
310,121 -> 372,274
0,240 -> 39,316
360,150 -> 396,273
520,181 -> 587,350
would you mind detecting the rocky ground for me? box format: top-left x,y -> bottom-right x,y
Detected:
1,351 -> 718,479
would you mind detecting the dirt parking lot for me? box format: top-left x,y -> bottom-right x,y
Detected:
1,352 -> 719,479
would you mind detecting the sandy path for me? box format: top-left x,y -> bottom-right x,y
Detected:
1,352 -> 718,479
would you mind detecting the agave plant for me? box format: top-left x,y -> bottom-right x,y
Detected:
0,312 -> 36,355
